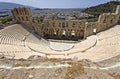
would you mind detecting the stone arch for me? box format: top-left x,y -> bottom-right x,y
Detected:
17,17 -> 21,21
65,29 -> 68,36
103,18 -> 106,23
71,30 -> 75,37
23,8 -> 26,14
55,29 -> 59,35
62,29 -> 66,37
66,22 -> 68,27
51,29 -> 54,36
53,29 -> 57,36
76,29 -> 80,37
62,22 -> 65,28
52,22 -> 55,27
59,23 -> 61,27
68,29 -> 72,37
72,22 -> 76,28
21,17 -> 24,21
16,8 -> 19,14
49,29 -> 53,36
58,29 -> 62,36
26,16 -> 29,21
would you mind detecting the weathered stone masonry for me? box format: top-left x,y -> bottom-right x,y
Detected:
42,20 -> 86,40
11,5 -> 120,40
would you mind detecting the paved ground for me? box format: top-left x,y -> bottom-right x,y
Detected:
49,41 -> 74,51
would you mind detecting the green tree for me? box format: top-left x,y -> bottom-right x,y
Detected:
0,16 -> 12,24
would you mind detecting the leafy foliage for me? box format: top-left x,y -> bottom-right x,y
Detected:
33,17 -> 43,23
81,1 -> 120,22
83,1 -> 120,17
79,16 -> 98,22
0,16 -> 12,24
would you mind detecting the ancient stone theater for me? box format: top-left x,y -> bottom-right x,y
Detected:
0,5 -> 119,62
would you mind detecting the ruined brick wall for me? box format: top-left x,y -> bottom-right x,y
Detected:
96,14 -> 118,32
11,5 -> 120,40
11,7 -> 39,31
85,22 -> 98,36
42,20 -> 86,40
11,7 -> 31,22
85,5 -> 120,37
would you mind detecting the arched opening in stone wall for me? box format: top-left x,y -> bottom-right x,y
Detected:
62,22 -> 65,28
103,19 -> 106,23
18,17 -> 21,21
53,30 -> 57,36
16,9 -> 19,14
72,23 -> 76,28
59,23 -> 61,27
44,29 -> 49,37
110,19 -> 113,23
93,28 -> 96,35
66,22 -> 68,27
62,30 -> 66,37
26,17 -> 29,21
53,23 -> 55,27
23,8 -> 26,14
71,30 -> 75,37
21,17 -> 24,21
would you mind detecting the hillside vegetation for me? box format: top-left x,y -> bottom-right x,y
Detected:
81,1 -> 120,22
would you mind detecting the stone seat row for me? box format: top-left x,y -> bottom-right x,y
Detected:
0,24 -> 30,41
97,36 -> 120,46
0,24 -> 44,59
0,35 -> 25,46
26,34 -> 49,45
97,25 -> 120,39
10,24 -> 30,36
0,44 -> 34,59
0,28 -> 26,41
85,25 -> 120,54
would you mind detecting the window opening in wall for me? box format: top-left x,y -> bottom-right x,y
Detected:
22,17 -> 24,21
79,22 -> 82,27
110,19 -> 113,23
62,30 -> 66,37
71,30 -> 75,37
53,22 -> 55,27
54,30 -> 57,36
103,18 -> 106,23
18,17 -> 20,21
72,23 -> 75,28
66,22 -> 68,27
16,9 -> 19,14
62,22 -> 65,28
93,28 -> 96,35
59,23 -> 61,27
